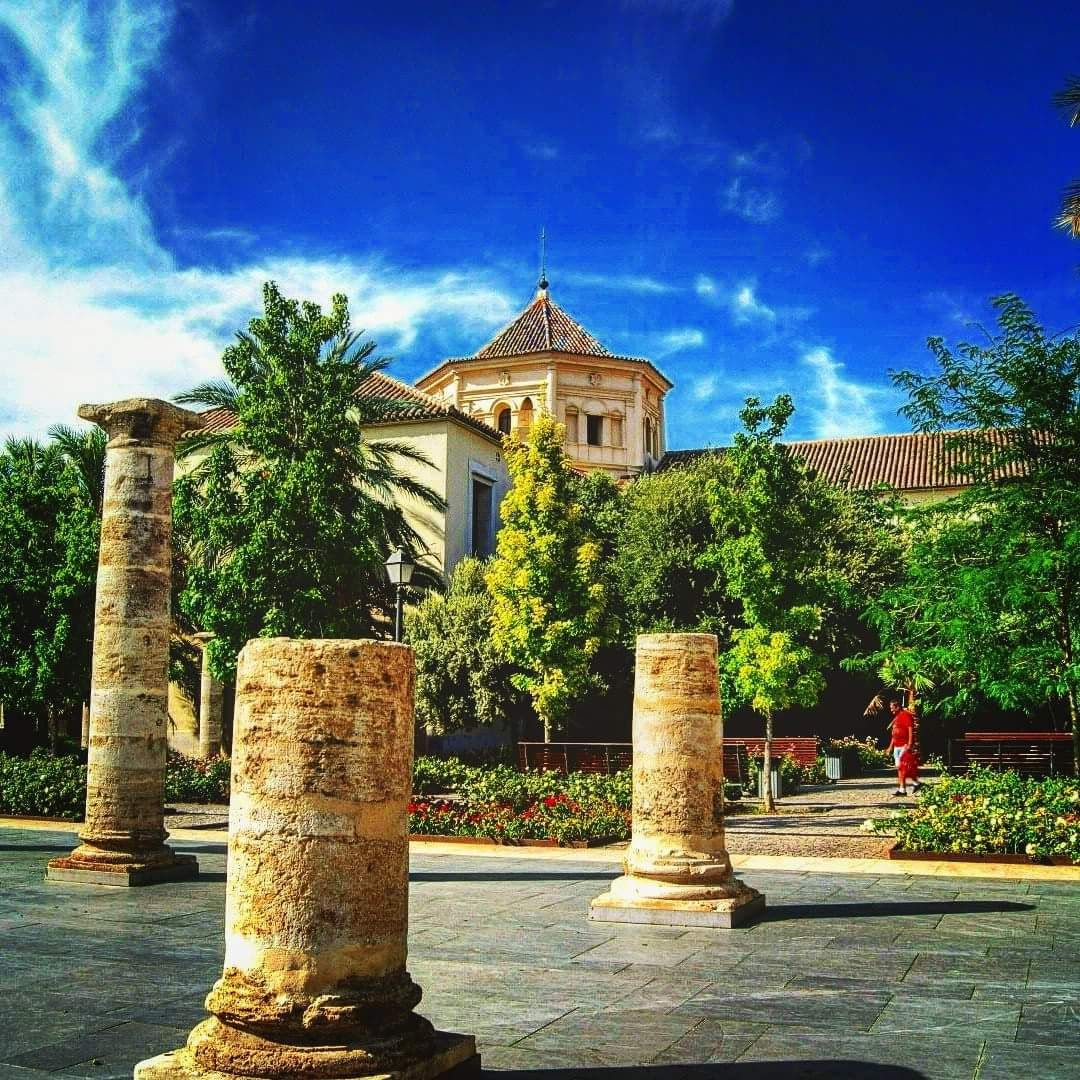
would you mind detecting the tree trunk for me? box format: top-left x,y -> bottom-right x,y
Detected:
543,716 -> 553,743
762,712 -> 775,813
1068,685 -> 1080,778
46,707 -> 59,753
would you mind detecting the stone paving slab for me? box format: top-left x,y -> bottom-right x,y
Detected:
1,824 -> 1078,1079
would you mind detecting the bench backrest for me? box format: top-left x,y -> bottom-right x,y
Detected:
728,736 -> 820,767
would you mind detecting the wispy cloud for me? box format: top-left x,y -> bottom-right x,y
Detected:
695,274 -> 719,299
656,327 -> 706,354
723,177 -> 780,224
923,289 -> 978,329
730,282 -> 775,324
522,141 -> 560,160
800,346 -> 889,439
563,270 -> 678,294
805,242 -> 832,266
691,374 -> 718,401
0,1 -> 517,440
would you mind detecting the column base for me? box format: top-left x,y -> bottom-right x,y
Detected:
134,1031 -> 479,1080
46,852 -> 198,887
589,880 -> 765,929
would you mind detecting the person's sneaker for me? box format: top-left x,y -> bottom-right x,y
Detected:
891,790 -> 906,797
911,782 -> 923,793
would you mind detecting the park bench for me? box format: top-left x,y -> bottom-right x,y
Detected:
516,740 -> 751,785
947,731 -> 1074,777
726,736 -> 821,768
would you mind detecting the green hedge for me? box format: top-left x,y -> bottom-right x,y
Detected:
874,767 -> 1080,861
0,749 -> 87,819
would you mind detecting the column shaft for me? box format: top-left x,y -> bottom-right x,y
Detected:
48,398 -> 202,886
135,638 -> 477,1080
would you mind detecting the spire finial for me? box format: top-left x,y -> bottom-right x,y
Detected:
537,226 -> 549,292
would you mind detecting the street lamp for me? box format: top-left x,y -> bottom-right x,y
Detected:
384,547 -> 416,643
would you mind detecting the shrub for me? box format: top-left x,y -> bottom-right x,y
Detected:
164,751 -> 231,804
802,756 -> 832,785
0,749 -> 86,819
873,767 -> 1080,862
412,755 -> 472,795
822,735 -> 891,770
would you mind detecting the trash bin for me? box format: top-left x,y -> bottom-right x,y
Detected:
757,759 -> 784,800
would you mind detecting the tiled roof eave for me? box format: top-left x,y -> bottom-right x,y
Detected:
416,351 -> 673,389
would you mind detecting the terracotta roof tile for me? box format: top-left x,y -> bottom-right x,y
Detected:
475,289 -> 614,358
658,430 -> 1033,492
192,370 -> 500,442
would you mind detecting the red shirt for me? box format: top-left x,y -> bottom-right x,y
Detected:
890,709 -> 914,748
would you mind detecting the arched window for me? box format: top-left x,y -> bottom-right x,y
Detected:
495,405 -> 512,435
518,397 -> 534,434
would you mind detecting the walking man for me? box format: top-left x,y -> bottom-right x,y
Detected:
888,697 -> 920,797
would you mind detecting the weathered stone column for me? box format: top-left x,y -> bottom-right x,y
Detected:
80,702 -> 90,751
590,633 -> 764,928
135,638 -> 478,1080
47,398 -> 202,887
194,633 -> 223,759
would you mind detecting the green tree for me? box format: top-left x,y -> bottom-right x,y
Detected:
173,282 -> 444,679
879,295 -> 1080,769
701,397 -> 898,809
487,413 -> 612,741
612,453 -> 737,642
48,425 -> 106,516
1053,75 -> 1080,236
0,437 -> 99,748
407,556 -> 522,738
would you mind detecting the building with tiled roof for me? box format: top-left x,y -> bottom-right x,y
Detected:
415,278 -> 672,478
186,370 -> 509,582
659,429 -> 1031,503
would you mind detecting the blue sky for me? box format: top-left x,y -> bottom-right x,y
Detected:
1,0 -> 1078,447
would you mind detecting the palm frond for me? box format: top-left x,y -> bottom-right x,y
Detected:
48,424 -> 107,514
177,426 -> 239,461
1055,178 -> 1080,236
174,379 -> 239,412
1053,75 -> 1080,126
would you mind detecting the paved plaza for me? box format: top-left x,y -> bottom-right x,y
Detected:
1,825 -> 1078,1080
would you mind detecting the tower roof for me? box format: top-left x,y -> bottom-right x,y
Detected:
474,287 -> 614,360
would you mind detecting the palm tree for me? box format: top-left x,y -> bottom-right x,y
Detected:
1053,76 -> 1080,236
48,425 -> 107,516
172,295 -> 449,667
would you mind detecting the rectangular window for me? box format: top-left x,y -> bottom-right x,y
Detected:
586,414 -> 603,447
471,477 -> 494,557
565,408 -> 579,442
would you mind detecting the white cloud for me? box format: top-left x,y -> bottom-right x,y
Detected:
657,328 -> 706,354
805,243 -> 832,266
691,375 -> 718,401
800,346 -> 887,439
730,283 -> 775,324
0,1 -> 516,440
563,271 -> 677,294
694,274 -> 718,298
723,177 -> 780,224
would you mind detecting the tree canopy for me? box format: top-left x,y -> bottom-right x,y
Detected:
487,413 -> 613,740
0,435 -> 99,748
173,282 -> 444,679
873,295 -> 1080,768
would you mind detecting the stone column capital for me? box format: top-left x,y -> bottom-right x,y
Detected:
78,398 -> 205,448
193,631 -> 215,645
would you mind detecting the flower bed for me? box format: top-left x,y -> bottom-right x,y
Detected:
872,766 -> 1080,863
823,735 -> 892,771
408,791 -> 630,846
0,749 -> 87,819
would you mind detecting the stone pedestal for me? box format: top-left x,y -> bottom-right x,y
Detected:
589,633 -> 764,929
47,399 -> 202,888
194,633 -> 223,759
135,638 -> 478,1080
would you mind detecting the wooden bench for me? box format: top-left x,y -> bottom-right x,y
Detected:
517,742 -> 632,776
727,736 -> 821,768
516,741 -> 750,785
948,732 -> 1074,777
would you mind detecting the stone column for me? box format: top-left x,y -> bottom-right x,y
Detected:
47,398 -> 202,887
194,633 -> 223,759
135,638 -> 477,1080
590,633 -> 764,928
80,702 -> 90,751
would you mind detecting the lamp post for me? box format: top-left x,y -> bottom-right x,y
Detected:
384,547 -> 416,643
